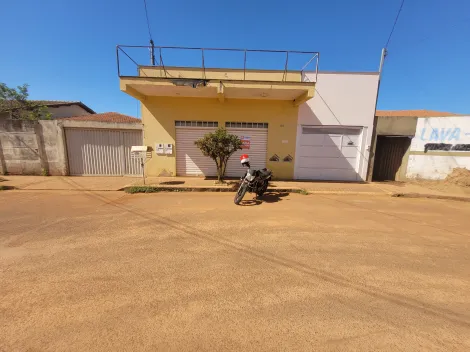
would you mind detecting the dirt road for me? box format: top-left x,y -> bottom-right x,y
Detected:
1,191 -> 469,351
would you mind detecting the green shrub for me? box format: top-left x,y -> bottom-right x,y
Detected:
125,186 -> 161,194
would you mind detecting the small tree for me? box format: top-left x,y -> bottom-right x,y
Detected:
0,83 -> 51,120
195,127 -> 242,181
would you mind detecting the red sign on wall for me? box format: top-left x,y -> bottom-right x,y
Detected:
240,136 -> 251,149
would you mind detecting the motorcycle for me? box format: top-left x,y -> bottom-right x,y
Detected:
234,154 -> 272,205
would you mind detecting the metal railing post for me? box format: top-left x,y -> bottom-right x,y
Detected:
315,52 -> 319,82
201,48 -> 206,79
150,39 -> 155,66
283,51 -> 289,81
116,46 -> 121,76
243,50 -> 247,80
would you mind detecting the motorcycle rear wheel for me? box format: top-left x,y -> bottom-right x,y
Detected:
234,183 -> 248,205
257,180 -> 269,197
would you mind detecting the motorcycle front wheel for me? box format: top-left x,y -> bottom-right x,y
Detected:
234,183 -> 248,205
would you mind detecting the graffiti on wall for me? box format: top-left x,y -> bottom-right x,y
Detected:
420,127 -> 461,142
411,117 -> 470,153
424,143 -> 470,153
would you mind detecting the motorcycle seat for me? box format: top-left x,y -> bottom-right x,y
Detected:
259,168 -> 272,177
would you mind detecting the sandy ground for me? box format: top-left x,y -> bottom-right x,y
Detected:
1,190 -> 470,351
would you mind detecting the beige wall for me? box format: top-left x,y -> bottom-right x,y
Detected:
376,116 -> 418,136
142,97 -> 299,179
49,105 -> 91,118
139,66 -> 303,83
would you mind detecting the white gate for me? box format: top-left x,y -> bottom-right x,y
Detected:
296,126 -> 362,181
65,128 -> 143,176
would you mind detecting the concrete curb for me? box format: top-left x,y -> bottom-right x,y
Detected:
5,185 -> 469,202
391,193 -> 470,203
123,186 -> 301,193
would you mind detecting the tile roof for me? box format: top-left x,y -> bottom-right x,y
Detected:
59,112 -> 141,123
376,109 -> 461,117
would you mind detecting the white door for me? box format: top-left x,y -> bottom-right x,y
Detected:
296,126 -> 362,181
65,128 -> 143,176
225,127 -> 268,177
176,127 -> 217,176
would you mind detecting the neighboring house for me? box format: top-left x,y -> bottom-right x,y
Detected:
57,112 -> 141,123
370,110 -> 464,181
118,46 -> 380,181
0,100 -> 95,120
0,112 -> 142,176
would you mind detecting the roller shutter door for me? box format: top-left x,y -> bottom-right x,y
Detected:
175,127 -> 217,176
225,128 -> 268,177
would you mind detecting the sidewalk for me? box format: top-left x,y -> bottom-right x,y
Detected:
2,175 -> 469,201
0,176 -> 141,191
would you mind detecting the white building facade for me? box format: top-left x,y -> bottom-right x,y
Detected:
295,72 -> 380,181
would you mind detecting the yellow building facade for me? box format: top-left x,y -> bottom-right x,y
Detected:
120,65 -> 316,180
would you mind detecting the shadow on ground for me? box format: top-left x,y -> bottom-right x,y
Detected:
160,181 -> 185,185
239,191 -> 289,206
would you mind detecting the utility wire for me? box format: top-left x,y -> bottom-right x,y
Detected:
314,88 -> 370,164
143,0 -> 153,41
384,0 -> 405,49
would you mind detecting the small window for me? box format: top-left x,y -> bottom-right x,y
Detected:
302,126 -> 361,135
175,121 -> 218,127
225,122 -> 268,129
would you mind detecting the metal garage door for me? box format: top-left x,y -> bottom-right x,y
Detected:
372,136 -> 411,181
176,126 -> 217,176
225,126 -> 268,177
296,126 -> 362,181
65,129 -> 143,176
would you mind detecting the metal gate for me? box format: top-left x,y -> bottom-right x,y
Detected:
372,136 -> 411,181
65,128 -> 143,176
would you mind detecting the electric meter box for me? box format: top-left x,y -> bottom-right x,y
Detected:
156,143 -> 165,154
165,144 -> 173,154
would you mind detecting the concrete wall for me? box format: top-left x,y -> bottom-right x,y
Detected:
406,116 -> 470,179
0,120 -> 67,175
139,66 -> 304,82
376,116 -> 418,136
142,97 -> 299,179
296,72 -> 380,181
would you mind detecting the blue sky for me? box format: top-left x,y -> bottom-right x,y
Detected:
2,0 -> 469,117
